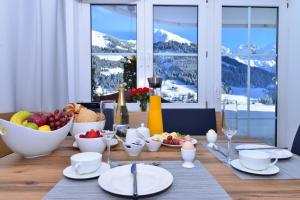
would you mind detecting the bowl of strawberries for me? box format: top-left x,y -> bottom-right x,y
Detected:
75,129 -> 106,153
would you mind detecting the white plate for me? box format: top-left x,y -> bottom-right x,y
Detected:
162,138 -> 198,148
235,144 -> 293,159
231,159 -> 280,175
72,139 -> 118,149
98,164 -> 173,197
63,162 -> 110,179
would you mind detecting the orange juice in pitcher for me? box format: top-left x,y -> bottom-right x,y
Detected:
147,77 -> 163,136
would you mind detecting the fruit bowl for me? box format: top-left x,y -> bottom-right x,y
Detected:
0,118 -> 73,158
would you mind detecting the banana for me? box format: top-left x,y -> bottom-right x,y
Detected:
10,111 -> 32,125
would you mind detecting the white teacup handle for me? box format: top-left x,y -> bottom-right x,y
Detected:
269,152 -> 278,167
74,163 -> 81,174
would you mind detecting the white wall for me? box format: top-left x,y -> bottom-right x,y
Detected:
278,0 -> 300,147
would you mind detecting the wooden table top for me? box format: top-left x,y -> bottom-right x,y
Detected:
0,136 -> 299,200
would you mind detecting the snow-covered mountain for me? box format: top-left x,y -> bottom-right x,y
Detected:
92,31 -> 111,48
154,28 -> 191,44
92,30 -> 136,53
222,44 -> 276,73
92,28 -> 193,52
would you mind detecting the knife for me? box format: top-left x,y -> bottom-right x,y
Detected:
131,163 -> 138,200
236,147 -> 288,151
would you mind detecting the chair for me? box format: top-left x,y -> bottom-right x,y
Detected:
162,109 -> 217,135
291,125 -> 300,156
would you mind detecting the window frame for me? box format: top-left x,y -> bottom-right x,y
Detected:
76,0 -> 288,139
90,4 -> 139,100
144,0 -> 207,108
77,0 -> 208,110
213,0 -> 288,146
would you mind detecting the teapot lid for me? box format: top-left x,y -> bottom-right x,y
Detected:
137,123 -> 148,131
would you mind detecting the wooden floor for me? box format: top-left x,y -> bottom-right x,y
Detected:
0,136 -> 300,200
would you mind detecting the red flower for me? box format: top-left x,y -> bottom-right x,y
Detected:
137,88 -> 143,95
130,88 -> 137,97
142,87 -> 150,93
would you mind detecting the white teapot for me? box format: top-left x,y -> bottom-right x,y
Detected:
136,123 -> 150,139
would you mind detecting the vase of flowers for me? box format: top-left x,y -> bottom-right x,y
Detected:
130,87 -> 150,112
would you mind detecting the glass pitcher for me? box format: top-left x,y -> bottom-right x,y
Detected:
147,77 -> 163,136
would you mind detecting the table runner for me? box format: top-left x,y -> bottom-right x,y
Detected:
201,142 -> 300,180
43,160 -> 231,200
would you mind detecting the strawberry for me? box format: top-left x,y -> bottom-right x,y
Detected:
79,134 -> 86,138
85,129 -> 100,138
167,135 -> 173,141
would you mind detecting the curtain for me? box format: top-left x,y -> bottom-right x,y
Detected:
0,0 -> 70,112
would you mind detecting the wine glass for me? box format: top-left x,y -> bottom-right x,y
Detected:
222,99 -> 238,164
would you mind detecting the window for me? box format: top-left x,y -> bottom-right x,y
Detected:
153,6 -> 198,103
88,0 -> 204,106
221,7 -> 278,145
91,5 -> 137,101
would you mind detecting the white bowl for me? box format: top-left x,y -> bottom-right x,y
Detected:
0,118 -> 73,158
70,120 -> 105,137
75,134 -> 106,153
146,135 -> 162,152
123,138 -> 145,157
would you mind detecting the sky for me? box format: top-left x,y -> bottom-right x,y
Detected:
222,28 -> 277,50
92,6 -> 137,40
91,5 -> 197,43
92,5 -> 276,49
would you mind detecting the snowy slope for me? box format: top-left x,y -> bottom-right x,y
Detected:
154,28 -> 191,44
222,45 -> 276,73
92,30 -> 136,51
92,31 -> 111,48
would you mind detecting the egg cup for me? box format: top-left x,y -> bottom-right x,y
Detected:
181,148 -> 196,168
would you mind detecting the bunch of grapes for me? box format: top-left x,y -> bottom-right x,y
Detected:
48,110 -> 72,130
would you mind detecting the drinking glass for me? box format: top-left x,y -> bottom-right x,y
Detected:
100,100 -> 116,131
100,100 -> 116,166
102,126 -> 116,167
222,99 -> 238,164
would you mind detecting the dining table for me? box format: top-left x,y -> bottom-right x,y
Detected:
0,135 -> 300,200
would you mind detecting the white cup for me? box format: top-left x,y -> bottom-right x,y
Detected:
70,152 -> 102,175
239,150 -> 278,171
126,128 -> 139,142
181,148 -> 196,168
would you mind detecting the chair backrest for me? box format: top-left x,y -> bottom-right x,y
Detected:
291,125 -> 300,156
162,109 -> 217,135
81,103 -> 218,135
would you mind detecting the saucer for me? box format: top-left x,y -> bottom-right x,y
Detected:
230,159 -> 280,175
63,162 -> 110,179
